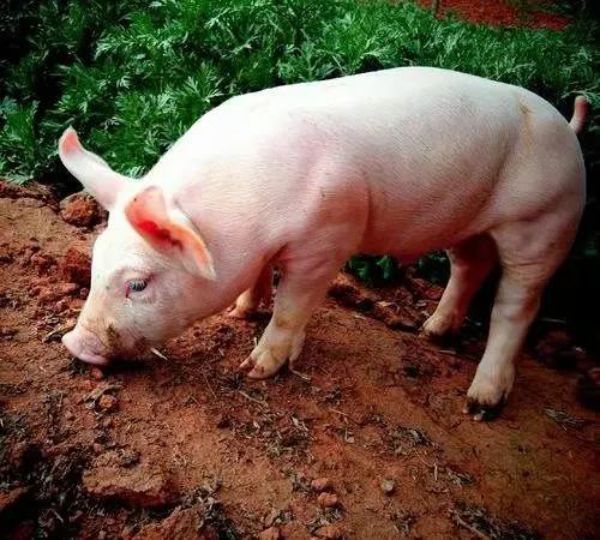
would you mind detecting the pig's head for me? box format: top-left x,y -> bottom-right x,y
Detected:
58,128 -> 216,365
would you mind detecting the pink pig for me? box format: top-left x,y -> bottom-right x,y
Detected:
59,67 -> 587,419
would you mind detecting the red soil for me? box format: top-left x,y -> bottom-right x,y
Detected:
418,0 -> 570,30
1,182 -> 599,538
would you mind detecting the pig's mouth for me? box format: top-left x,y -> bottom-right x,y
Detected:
62,324 -> 151,366
74,349 -> 111,366
62,329 -> 111,366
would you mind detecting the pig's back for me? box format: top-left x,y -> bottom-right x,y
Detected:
159,67 -> 581,258
223,67 -> 572,253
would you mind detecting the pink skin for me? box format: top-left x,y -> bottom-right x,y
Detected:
62,326 -> 110,366
57,67 -> 587,419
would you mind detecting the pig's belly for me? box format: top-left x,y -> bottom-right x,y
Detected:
356,189 -> 492,260
358,225 -> 476,262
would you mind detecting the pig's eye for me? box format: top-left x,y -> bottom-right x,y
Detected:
127,279 -> 148,294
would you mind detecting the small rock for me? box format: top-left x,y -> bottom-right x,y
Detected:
380,478 -> 395,495
258,526 -> 282,540
64,410 -> 75,421
317,492 -> 339,508
90,367 -> 105,380
93,443 -> 104,454
311,477 -> 333,492
315,524 -> 344,539
60,192 -> 107,228
98,394 -> 119,412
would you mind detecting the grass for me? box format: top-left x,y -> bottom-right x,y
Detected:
1,0 -> 598,181
0,0 -> 599,345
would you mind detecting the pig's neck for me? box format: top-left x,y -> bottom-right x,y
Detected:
174,200 -> 275,321
144,148 -> 282,320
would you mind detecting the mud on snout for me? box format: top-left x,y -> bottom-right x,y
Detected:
62,322 -> 149,366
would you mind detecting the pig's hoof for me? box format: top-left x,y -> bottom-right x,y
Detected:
464,372 -> 512,421
421,313 -> 452,341
228,305 -> 252,319
462,397 -> 505,421
240,348 -> 285,379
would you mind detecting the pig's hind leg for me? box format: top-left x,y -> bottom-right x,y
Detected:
229,265 -> 273,318
465,215 -> 578,420
239,255 -> 343,379
422,235 -> 497,340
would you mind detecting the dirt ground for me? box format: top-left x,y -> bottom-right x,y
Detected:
417,0 -> 570,29
1,181 -> 599,540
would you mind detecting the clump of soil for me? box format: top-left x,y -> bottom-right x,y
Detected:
1,179 -> 599,539
83,451 -> 178,508
328,272 -> 435,332
60,192 -> 107,228
60,242 -> 92,287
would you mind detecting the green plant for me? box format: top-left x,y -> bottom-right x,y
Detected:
346,255 -> 401,286
1,1 -> 598,181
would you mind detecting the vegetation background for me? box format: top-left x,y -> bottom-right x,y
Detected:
1,0 -> 598,349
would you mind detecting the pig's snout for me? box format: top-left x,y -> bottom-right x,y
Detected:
62,326 -> 110,366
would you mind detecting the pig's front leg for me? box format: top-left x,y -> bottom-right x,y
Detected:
229,265 -> 273,318
240,257 -> 340,379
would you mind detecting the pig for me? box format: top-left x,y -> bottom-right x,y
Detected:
59,67 -> 588,420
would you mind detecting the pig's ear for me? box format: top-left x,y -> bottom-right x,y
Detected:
125,185 -> 216,280
58,127 -> 130,211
